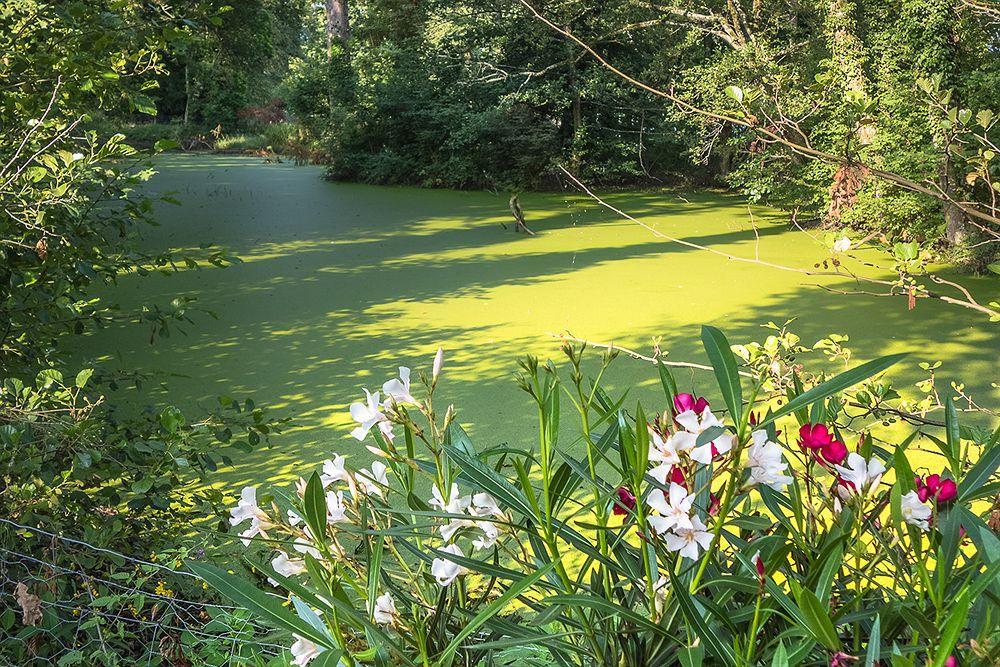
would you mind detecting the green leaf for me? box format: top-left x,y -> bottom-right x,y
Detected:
794,586 -> 841,651
669,569 -> 738,666
758,354 -> 907,429
659,362 -> 679,412
930,588 -> 970,667
445,422 -> 477,458
944,397 -> 961,471
442,440 -> 536,520
701,325 -> 743,422
310,649 -> 345,667
302,471 -> 327,549
74,369 -> 93,389
679,644 -> 705,667
188,563 -> 336,650
543,594 -> 674,639
958,444 -> 1000,502
436,561 -> 556,666
865,615 -> 881,667
770,642 -> 789,667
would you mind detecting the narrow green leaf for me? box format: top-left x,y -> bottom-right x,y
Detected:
770,642 -> 789,667
188,563 -> 336,650
669,569 -> 738,666
794,586 -> 841,650
436,561 -> 557,666
930,588 -> 970,667
442,441 -> 537,520
303,471 -> 327,549
701,325 -> 743,421
958,444 -> 1000,502
944,398 -> 961,471
311,649 -> 345,667
758,354 -> 907,429
865,615 -> 881,667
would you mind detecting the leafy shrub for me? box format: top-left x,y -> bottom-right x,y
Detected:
199,328 -> 1000,666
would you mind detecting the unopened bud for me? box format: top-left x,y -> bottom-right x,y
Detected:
432,347 -> 444,384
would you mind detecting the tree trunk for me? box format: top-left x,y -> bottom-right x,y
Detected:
183,61 -> 191,125
326,0 -> 350,54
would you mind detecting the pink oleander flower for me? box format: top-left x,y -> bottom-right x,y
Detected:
915,473 -> 958,504
798,423 -> 832,451
944,655 -> 958,667
820,439 -> 848,465
673,393 -> 709,416
613,486 -> 636,515
799,423 -> 848,465
829,651 -> 856,667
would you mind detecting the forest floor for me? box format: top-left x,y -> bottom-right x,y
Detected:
71,154 -> 1000,490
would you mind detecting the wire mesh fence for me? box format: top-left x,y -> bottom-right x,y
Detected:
0,518 -> 285,666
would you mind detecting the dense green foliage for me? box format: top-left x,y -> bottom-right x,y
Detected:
98,1 -> 1000,260
266,1 -> 1000,261
203,328 -> 1000,666
1,3 -> 284,662
3,0 -> 999,663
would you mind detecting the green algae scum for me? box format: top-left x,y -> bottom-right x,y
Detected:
72,154 -> 1000,488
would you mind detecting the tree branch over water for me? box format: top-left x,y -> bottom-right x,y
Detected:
557,165 -> 1000,320
516,0 -> 1000,232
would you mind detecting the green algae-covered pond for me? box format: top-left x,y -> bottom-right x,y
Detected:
72,155 -> 1000,489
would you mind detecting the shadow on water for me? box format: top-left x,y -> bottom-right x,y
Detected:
71,155 -> 1000,490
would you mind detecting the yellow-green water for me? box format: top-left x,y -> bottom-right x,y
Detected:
72,155 -> 999,489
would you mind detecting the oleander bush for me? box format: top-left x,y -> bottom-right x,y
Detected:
199,326 -> 1000,666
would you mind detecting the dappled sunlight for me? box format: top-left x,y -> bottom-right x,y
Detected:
71,155 -> 1000,492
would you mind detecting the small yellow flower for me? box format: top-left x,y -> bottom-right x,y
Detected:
154,581 -> 175,598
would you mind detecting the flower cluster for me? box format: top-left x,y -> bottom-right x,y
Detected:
204,328 -> 996,667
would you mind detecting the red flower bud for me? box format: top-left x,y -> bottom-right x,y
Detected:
613,486 -> 636,515
914,473 -> 958,505
829,651 -> 856,667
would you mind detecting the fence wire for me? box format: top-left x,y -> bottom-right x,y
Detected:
0,518 -> 286,666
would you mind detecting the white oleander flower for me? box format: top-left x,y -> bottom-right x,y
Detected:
672,409 -> 733,464
229,487 -> 271,545
664,515 -> 713,561
320,455 -> 350,487
647,482 -> 695,535
431,544 -> 468,586
349,389 -> 394,441
290,635 -> 319,666
648,428 -> 681,466
373,592 -> 398,625
382,367 -> 416,405
357,461 -> 389,498
901,490 -> 932,531
834,453 -> 886,499
745,430 -> 793,491
326,490 -> 350,524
